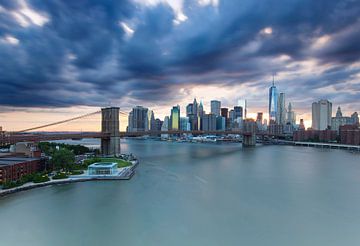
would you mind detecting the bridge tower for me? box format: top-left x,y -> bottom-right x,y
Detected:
101,107 -> 120,156
242,119 -> 257,147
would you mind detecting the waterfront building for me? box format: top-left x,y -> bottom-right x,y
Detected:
331,107 -> 359,132
234,106 -> 243,119
88,162 -> 118,175
237,99 -> 247,118
269,79 -> 278,124
211,100 -> 221,116
180,117 -> 190,131
256,112 -> 264,131
127,111 -> 133,132
283,123 -> 294,135
331,107 -> 350,132
192,98 -> 198,117
0,157 -> 44,183
268,123 -> 283,135
276,92 -> 286,125
286,103 -> 296,126
221,108 -> 228,118
149,110 -> 156,131
216,116 -> 226,131
293,129 -> 337,142
229,109 -> 235,129
351,112 -> 359,125
161,116 -> 170,139
198,101 -> 205,117
221,108 -> 230,130
155,119 -> 163,131
129,106 -> 149,132
186,103 -> 193,117
340,125 -> 360,145
232,106 -> 243,129
312,99 -> 332,130
299,119 -> 305,130
188,114 -> 199,131
170,105 -> 180,130
202,114 -> 217,131
188,98 -> 200,130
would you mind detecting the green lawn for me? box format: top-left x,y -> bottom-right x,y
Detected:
99,158 -> 132,168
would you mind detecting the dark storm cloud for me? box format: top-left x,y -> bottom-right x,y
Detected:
0,0 -> 359,108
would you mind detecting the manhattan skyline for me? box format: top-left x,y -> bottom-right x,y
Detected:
1,0 -> 360,131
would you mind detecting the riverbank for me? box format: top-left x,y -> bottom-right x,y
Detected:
0,160 -> 138,197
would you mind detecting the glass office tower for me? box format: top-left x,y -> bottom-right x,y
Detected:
170,105 -> 180,130
269,81 -> 278,123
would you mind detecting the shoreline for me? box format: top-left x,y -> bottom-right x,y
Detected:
0,160 -> 138,198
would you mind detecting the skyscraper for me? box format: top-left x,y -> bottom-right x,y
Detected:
237,99 -> 247,118
180,117 -> 190,131
276,92 -> 286,124
256,112 -> 263,130
202,114 -> 217,131
161,116 -> 170,139
221,108 -> 228,118
198,100 -> 204,117
129,106 -> 148,132
149,110 -> 156,131
186,103 -> 193,117
211,100 -> 221,116
269,79 -> 278,124
233,106 -> 243,119
221,108 -> 229,129
170,105 -> 180,130
286,102 -> 296,125
312,99 -> 332,130
192,98 -> 198,117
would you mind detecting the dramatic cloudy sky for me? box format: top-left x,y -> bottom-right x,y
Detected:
0,0 -> 359,130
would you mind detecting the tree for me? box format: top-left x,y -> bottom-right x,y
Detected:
51,148 -> 75,171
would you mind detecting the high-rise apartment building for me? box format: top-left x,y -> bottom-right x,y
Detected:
277,92 -> 286,124
312,99 -> 332,130
211,100 -> 221,116
128,106 -> 149,132
237,99 -> 247,118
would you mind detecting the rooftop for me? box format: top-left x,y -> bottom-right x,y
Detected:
0,157 -> 41,167
88,162 -> 117,168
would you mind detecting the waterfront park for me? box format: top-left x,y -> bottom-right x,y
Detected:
0,142 -> 137,192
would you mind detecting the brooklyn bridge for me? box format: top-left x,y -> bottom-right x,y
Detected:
0,107 -> 275,155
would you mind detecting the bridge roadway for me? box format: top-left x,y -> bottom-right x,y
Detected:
0,130 -> 276,146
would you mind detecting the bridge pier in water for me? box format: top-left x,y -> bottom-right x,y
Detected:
101,107 -> 121,156
242,119 -> 257,147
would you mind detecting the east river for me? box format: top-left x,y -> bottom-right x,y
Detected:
1,139 -> 360,245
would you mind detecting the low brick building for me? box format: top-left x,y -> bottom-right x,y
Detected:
340,125 -> 360,145
293,129 -> 337,142
0,157 -> 44,184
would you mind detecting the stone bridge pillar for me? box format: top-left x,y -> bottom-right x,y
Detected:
242,119 -> 256,147
101,107 -> 120,156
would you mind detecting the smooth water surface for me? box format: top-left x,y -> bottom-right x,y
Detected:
1,140 -> 360,246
